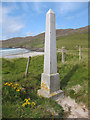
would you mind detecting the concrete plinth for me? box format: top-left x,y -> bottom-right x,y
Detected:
37,89 -> 64,100
41,73 -> 60,93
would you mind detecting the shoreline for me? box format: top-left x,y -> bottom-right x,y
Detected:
1,47 -> 44,52
1,51 -> 44,59
1,47 -> 44,59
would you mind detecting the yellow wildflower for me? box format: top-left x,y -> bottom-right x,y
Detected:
24,98 -> 29,103
14,84 -> 19,86
51,113 -> 54,115
4,82 -> 8,85
14,87 -> 16,89
22,103 -> 26,107
26,100 -> 29,103
32,102 -> 36,106
28,98 -> 30,100
17,87 -> 21,91
16,89 -> 20,92
24,98 -> 28,101
28,102 -> 30,105
8,84 -> 11,86
86,91 -> 88,93
31,102 -> 36,108
23,91 -> 26,93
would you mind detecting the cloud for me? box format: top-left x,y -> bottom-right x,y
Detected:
21,2 -> 46,14
3,16 -> 24,33
60,3 -> 78,14
26,30 -> 42,36
66,16 -> 74,20
56,2 -> 87,15
0,4 -> 25,40
56,23 -> 67,29
26,31 -> 35,36
32,2 -> 47,14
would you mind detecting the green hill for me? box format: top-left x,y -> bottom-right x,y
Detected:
2,26 -> 88,51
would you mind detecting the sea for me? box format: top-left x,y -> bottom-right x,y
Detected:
0,48 -> 30,56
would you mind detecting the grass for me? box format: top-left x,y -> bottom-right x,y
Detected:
2,48 -> 88,118
2,56 -> 64,118
57,50 -> 88,106
2,29 -> 88,117
56,33 -> 88,50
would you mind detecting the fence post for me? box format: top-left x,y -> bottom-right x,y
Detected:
25,56 -> 31,77
79,46 -> 81,61
62,47 -> 65,64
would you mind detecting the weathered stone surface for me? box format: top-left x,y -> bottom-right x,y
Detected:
41,73 -> 60,94
44,9 -> 57,74
37,9 -> 64,99
37,89 -> 64,100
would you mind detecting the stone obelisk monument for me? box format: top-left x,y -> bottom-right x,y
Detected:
37,9 -> 64,100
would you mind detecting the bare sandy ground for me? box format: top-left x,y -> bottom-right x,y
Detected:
56,96 -> 88,118
1,51 -> 44,59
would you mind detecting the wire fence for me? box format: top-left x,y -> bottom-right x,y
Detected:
57,47 -> 88,63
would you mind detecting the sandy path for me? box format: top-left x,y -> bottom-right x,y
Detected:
2,51 -> 44,59
56,96 -> 88,118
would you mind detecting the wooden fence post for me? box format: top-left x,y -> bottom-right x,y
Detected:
79,46 -> 81,61
62,47 -> 65,64
25,56 -> 31,77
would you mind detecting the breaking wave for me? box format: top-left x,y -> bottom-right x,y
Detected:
0,48 -> 30,56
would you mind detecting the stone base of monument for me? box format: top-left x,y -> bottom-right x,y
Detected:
37,89 -> 64,100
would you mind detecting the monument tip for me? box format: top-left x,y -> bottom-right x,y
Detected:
47,9 -> 54,14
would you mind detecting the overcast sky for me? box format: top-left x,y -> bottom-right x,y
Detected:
0,2 -> 88,40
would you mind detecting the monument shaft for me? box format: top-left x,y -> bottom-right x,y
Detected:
44,10 -> 57,74
37,9 -> 64,99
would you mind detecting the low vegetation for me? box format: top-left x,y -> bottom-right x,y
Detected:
2,56 -> 64,118
57,50 -> 88,106
2,47 -> 88,118
2,26 -> 88,118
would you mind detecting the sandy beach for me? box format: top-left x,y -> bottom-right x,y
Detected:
1,51 -> 44,59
